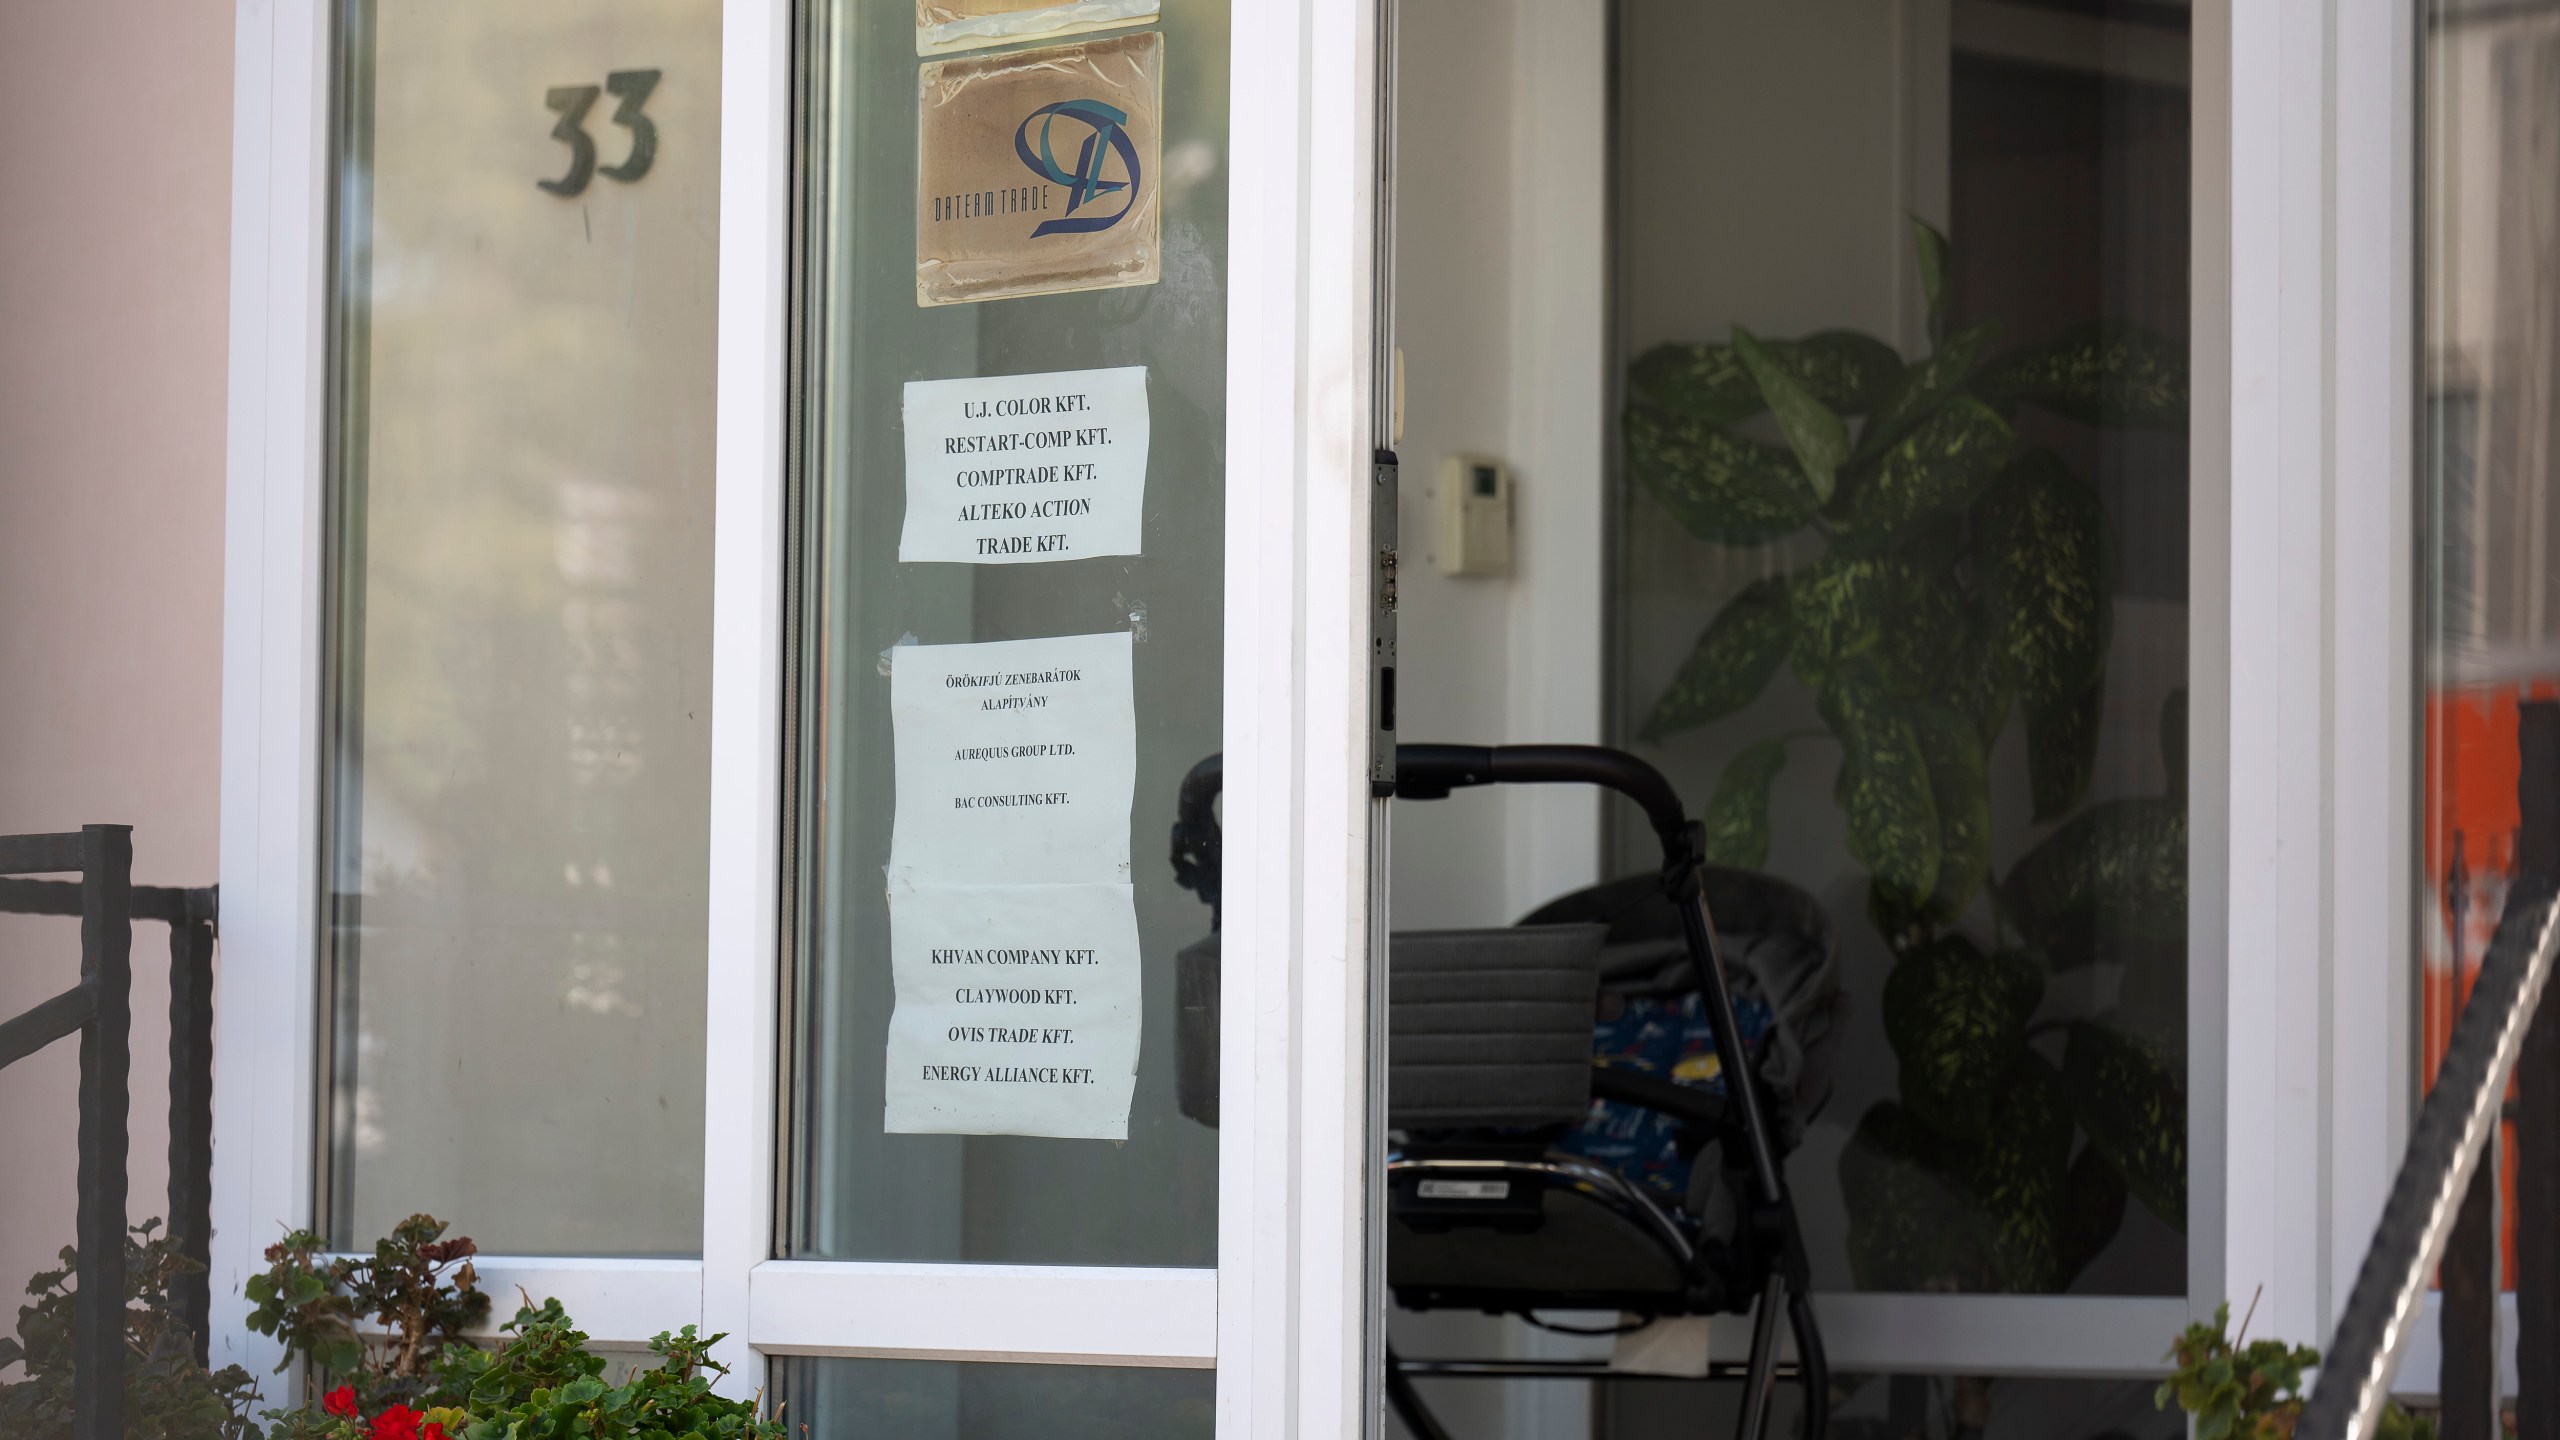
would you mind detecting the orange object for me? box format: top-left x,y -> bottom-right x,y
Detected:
2420,681 -> 2553,1291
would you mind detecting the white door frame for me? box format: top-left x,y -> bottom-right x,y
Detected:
215,0 -> 1389,1429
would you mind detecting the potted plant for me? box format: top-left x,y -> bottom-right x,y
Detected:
1627,218 -> 2189,1295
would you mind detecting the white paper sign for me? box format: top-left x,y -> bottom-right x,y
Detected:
886,630 -> 1135,886
883,631 -> 1141,1137
900,366 -> 1150,565
883,879 -> 1142,1138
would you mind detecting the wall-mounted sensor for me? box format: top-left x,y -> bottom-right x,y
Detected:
1438,454 -> 1512,577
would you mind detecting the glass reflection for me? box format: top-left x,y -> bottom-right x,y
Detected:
1610,2 -> 2190,1299
788,0 -> 1229,1266
321,0 -> 720,1256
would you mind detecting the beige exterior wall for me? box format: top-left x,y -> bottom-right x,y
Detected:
0,0 -> 232,1336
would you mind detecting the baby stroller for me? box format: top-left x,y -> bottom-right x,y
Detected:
1169,743 -> 1839,1440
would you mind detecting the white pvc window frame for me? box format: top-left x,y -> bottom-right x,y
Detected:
215,0 -> 1388,1429
211,0 -> 2451,1418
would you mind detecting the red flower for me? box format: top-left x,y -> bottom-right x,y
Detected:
370,1404 -> 422,1440
323,1385 -> 359,1418
422,1425 -> 451,1440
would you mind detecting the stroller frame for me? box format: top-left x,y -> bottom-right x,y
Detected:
1172,743 -> 1829,1440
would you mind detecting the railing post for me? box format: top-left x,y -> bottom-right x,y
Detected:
2443,1138 -> 2501,1440
2520,701 -> 2560,1440
73,824 -> 131,1440
167,897 -> 216,1364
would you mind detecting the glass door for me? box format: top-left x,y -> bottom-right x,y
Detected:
765,0 -> 1389,1432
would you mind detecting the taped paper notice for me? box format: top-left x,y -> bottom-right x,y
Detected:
886,631 -> 1135,883
883,879 -> 1141,1138
884,631 -> 1140,1137
915,0 -> 1160,57
900,367 -> 1150,565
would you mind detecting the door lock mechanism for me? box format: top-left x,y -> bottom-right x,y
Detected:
1371,451 -> 1399,797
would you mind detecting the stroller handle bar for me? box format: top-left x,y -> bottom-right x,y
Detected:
1176,744 -> 1695,884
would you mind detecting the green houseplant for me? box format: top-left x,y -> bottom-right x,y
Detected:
1628,218 -> 2189,1294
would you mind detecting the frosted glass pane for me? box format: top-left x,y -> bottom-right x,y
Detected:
320,0 -> 720,1256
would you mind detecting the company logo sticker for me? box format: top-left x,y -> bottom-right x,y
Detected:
916,32 -> 1163,306
1014,99 -> 1140,237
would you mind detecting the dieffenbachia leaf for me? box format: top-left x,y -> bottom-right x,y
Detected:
1958,1056 -> 2077,1293
1972,320 -> 2189,429
1839,1101 -> 1998,1293
1953,609 -> 2012,747
1701,736 -> 1794,870
1781,330 -> 1906,414
1874,560 -> 1971,700
1912,701 -> 1994,918
1977,449 -> 2112,708
2063,1017 -> 2187,1232
2025,678 -> 2104,823
1910,215 -> 1953,350
1787,554 -> 1909,687
1881,934 -> 2041,1141
2002,797 -> 2188,967
1629,331 -> 1900,426
1734,326 -> 1853,506
1642,578 -> 1793,740
1852,320 -> 2000,465
1820,666 -> 1941,899
1625,405 -> 1820,545
1839,393 -> 2015,546
1629,343 -> 1767,430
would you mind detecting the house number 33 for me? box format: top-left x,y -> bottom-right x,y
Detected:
538,70 -> 661,197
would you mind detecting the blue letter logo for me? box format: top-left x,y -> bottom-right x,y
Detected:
1014,99 -> 1141,237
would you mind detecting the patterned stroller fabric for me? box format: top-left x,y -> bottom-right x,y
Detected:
1523,866 -> 1843,1237
1559,988 -> 1776,1212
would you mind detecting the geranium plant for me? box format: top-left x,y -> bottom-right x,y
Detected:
0,1218 -> 263,1440
246,1216 -> 783,1440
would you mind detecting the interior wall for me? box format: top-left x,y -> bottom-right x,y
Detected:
1389,0 -> 1525,934
1386,1 -> 1607,1436
0,0 -> 233,1352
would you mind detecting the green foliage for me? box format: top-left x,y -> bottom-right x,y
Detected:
1977,320 -> 2188,430
2064,1018 -> 2187,1231
2004,798 -> 2189,967
1881,936 -> 2041,1142
251,1218 -> 782,1440
1733,326 -> 1851,504
245,1213 -> 489,1410
1634,218 -> 2192,1302
1701,736 -> 1794,869
1643,577 -> 1791,740
424,1303 -> 783,1440
1977,449 -> 2113,709
2154,1301 -> 2439,1440
1819,667 -> 1940,900
0,1220 -> 263,1440
2156,1303 -> 2316,1440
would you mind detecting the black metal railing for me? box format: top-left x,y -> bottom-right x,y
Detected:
2302,705 -> 2560,1440
0,825 -> 218,1440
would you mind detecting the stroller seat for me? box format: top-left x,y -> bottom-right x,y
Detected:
1169,744 -> 1836,1440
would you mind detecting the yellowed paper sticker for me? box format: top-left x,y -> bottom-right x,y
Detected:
917,32 -> 1162,306
915,0 -> 1160,57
